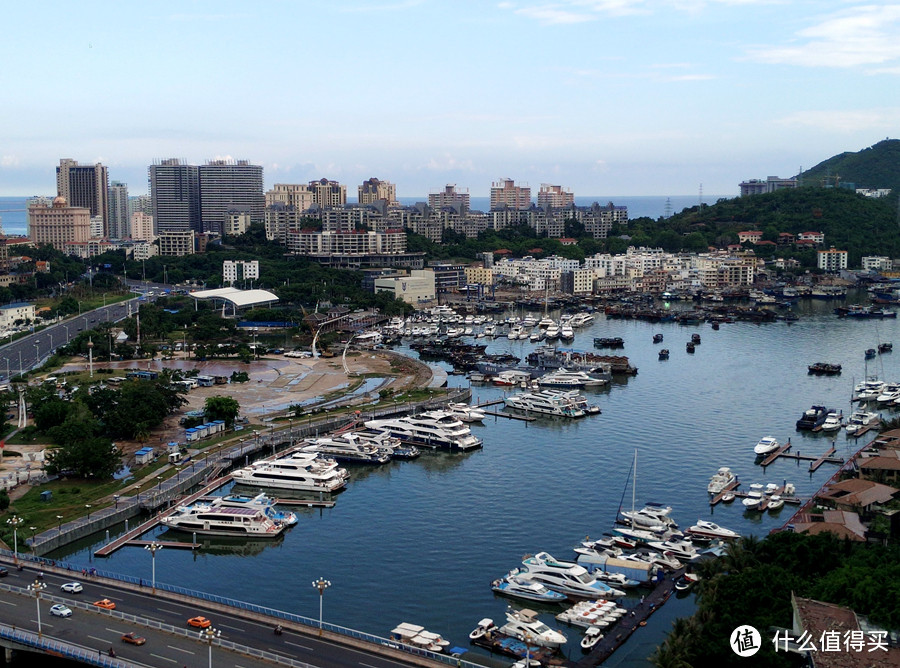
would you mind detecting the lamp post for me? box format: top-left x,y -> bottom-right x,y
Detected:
145,541 -> 163,594
156,475 -> 163,491
6,515 -> 23,565
312,577 -> 331,635
56,515 -> 63,534
27,579 -> 47,637
85,504 -> 92,519
29,526 -> 36,555
63,324 -> 70,343
202,626 -> 221,668
113,494 -> 120,509
33,340 -> 39,367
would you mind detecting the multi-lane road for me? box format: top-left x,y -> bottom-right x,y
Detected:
0,562 -> 443,668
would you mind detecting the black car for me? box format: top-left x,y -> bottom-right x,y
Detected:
0,568 -> 9,577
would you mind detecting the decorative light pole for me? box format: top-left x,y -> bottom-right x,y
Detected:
202,626 -> 221,668
6,515 -> 23,564
27,579 -> 47,637
145,541 -> 163,594
87,338 -> 94,377
56,515 -> 63,534
312,577 -> 331,635
29,526 -> 36,555
85,504 -> 92,519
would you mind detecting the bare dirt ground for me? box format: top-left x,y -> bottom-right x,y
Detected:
16,350 -> 433,464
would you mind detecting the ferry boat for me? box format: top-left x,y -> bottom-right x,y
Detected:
301,434 -> 391,465
161,505 -> 287,538
504,391 -> 585,418
364,412 -> 484,451
232,454 -> 348,492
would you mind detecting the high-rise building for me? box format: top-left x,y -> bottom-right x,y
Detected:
128,194 -> 152,218
108,181 -> 129,239
223,260 -> 260,285
224,208 -> 251,236
56,158 -> 109,233
358,178 -> 397,205
428,184 -> 470,212
309,178 -> 347,209
28,196 -> 91,249
149,159 -> 201,234
537,184 -> 574,208
265,184 -> 314,211
130,212 -> 155,242
490,179 -> 531,210
199,159 -> 264,234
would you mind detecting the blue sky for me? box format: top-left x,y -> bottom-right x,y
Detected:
1,1 -> 897,198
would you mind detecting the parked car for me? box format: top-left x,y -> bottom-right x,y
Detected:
60,582 -> 83,593
50,604 -> 73,617
0,568 -> 8,578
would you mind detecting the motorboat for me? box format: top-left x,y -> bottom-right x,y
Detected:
213,493 -> 298,525
876,382 -> 900,404
301,434 -> 392,465
513,552 -> 624,599
742,491 -> 763,510
556,601 -> 623,629
364,412 -> 483,451
820,412 -> 842,432
658,349 -> 669,360
493,370 -> 533,386
767,495 -> 784,511
855,379 -> 885,402
753,436 -> 780,456
390,623 -> 450,653
232,455 -> 348,493
721,492 -> 735,503
795,405 -> 828,431
545,324 -> 561,340
581,626 -> 603,650
491,575 -> 568,604
620,503 -> 677,529
537,369 -> 607,388
529,329 -> 544,343
593,570 -> 641,589
160,505 -> 287,538
504,391 -> 585,418
497,608 -> 567,649
653,333 -> 664,343
538,316 -> 555,328
646,539 -> 699,562
845,410 -> 879,435
445,402 -> 486,423
559,324 -> 575,341
707,467 -> 737,495
623,549 -> 681,572
469,618 -> 495,640
687,520 -> 740,540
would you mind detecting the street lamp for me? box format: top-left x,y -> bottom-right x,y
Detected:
63,324 -> 70,343
202,626 -> 221,668
56,515 -> 63,533
6,515 -> 23,565
312,577 -> 331,635
145,542 -> 163,593
113,494 -> 120,509
85,504 -> 92,519
156,475 -> 163,491
33,340 -> 39,367
27,579 -> 47,637
29,526 -> 36,555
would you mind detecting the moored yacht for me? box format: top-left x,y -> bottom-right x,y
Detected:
445,402 -> 486,423
497,608 -> 567,649
504,390 -> 585,418
513,552 -> 624,599
845,410 -> 879,435
161,505 -> 287,538
707,467 -> 737,495
753,436 -> 780,456
820,412 -> 842,432
232,455 -> 348,493
364,411 -> 483,451
491,575 -> 568,604
687,520 -> 740,540
301,434 -> 391,465
214,493 -> 298,525
537,369 -> 607,388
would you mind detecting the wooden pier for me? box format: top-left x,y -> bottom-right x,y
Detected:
759,439 -> 792,467
481,410 -> 537,422
125,540 -> 199,550
808,447 -> 839,472
709,480 -> 740,506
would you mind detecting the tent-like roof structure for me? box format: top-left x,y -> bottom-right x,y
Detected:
189,287 -> 279,309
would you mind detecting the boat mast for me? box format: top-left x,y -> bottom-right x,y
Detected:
632,450 -> 637,528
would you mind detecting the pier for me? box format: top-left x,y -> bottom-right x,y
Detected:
759,439 -> 792,467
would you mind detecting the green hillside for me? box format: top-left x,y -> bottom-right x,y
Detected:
798,138 -> 900,191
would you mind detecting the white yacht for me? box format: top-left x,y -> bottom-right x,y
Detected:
529,329 -> 544,343
687,520 -> 740,540
877,382 -> 900,403
538,316 -> 555,328
559,324 -> 575,341
512,552 -> 624,599
161,505 -> 287,538
504,391 -> 585,418
490,575 -> 568,604
707,467 -> 737,495
507,325 -> 524,340
845,410 -> 879,435
556,600 -> 624,629
753,436 -> 780,456
855,379 -> 885,402
497,608 -> 567,649
212,493 -> 298,525
820,412 -> 842,432
445,402 -> 486,423
619,505 -> 677,532
646,538 -> 699,562
364,411 -> 483,451
545,324 -> 561,340
232,455 -> 348,493
537,369 -> 607,388
301,434 -> 391,465
741,491 -> 763,510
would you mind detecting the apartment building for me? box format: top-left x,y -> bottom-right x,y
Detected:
490,179 -> 531,210
56,158 -> 109,233
158,231 -> 196,257
223,260 -> 259,285
28,197 -> 91,248
108,181 -> 129,239
537,184 -> 574,208
428,184 -> 470,212
818,248 -> 848,272
199,159 -> 264,234
265,183 -> 315,211
358,177 -> 397,205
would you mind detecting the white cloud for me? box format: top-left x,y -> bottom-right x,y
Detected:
1,156 -> 20,167
339,0 -> 425,12
664,73 -> 716,81
422,155 -> 476,172
775,108 -> 900,133
748,4 -> 900,68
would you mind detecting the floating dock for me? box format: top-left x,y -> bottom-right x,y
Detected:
759,439 -> 792,467
469,631 -> 562,665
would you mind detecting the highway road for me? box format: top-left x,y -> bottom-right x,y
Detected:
0,561 -> 446,668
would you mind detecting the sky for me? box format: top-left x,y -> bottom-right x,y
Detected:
1,1 -> 898,198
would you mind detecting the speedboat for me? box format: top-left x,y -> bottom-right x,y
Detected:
687,520 -> 740,540
767,495 -> 784,511
593,570 -> 641,589
491,575 -> 568,604
855,379 -> 885,402
707,467 -> 737,495
796,405 -> 828,430
646,539 -> 699,562
513,552 -> 624,599
742,491 -> 763,510
876,383 -> 900,403
753,436 -> 780,456
820,412 -> 842,432
845,410 -> 879,435
498,608 -> 567,649
581,626 -> 603,650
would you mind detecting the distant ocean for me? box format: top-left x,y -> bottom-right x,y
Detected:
0,194 -> 726,237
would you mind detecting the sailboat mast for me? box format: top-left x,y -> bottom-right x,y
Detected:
632,450 -> 637,527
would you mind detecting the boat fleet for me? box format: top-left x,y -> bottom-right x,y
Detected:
161,493 -> 295,538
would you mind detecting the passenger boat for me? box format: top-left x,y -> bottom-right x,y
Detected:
796,405 -> 828,430
707,467 -> 737,495
497,608 -> 567,649
753,436 -> 780,456
537,369 -> 606,388
504,390 -> 585,418
491,575 -> 568,604
687,520 -> 740,540
364,412 -> 484,451
160,505 -> 287,538
232,454 -> 348,493
213,493 -> 298,525
390,623 -> 450,653
512,552 -> 624,599
301,434 -> 392,465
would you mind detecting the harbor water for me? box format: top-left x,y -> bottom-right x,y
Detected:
50,294 -> 896,666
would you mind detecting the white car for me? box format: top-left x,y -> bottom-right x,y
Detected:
60,582 -> 83,593
50,604 -> 73,618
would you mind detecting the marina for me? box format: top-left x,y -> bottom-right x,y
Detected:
50,292 -> 900,667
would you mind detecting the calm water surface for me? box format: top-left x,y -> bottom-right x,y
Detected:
51,294 -> 898,666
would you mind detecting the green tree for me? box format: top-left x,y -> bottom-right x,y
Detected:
204,396 -> 241,428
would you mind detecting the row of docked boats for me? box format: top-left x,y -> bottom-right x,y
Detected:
160,492 -> 297,538
491,367 -> 608,389
796,403 -> 880,435
504,389 -> 601,418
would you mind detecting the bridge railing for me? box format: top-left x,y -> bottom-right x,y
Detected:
0,622 -> 127,667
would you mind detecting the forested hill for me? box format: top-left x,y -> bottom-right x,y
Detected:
654,186 -> 900,263
798,139 -> 900,191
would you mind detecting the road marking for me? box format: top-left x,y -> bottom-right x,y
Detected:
167,645 -> 195,655
217,622 -> 243,632
156,608 -> 181,615
284,641 -> 314,651
360,663 -> 381,668
150,654 -> 177,664
106,628 -> 123,634
0,600 -> 16,607
88,635 -> 108,643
